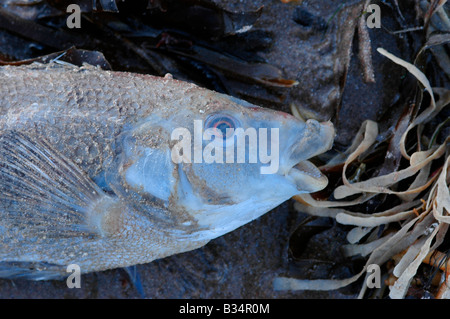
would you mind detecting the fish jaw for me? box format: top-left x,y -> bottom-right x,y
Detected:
285,160 -> 329,193
242,106 -> 334,193
282,120 -> 335,193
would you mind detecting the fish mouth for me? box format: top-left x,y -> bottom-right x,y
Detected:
286,160 -> 328,193
284,120 -> 334,193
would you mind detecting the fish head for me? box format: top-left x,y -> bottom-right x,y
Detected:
113,89 -> 334,239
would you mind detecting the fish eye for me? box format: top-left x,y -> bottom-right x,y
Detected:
204,113 -> 239,147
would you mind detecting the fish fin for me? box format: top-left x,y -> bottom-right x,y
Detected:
0,130 -> 111,239
123,265 -> 146,298
0,261 -> 66,280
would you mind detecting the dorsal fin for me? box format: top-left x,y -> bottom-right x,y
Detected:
0,130 -> 111,239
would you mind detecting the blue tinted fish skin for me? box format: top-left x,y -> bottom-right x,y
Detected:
0,63 -> 334,279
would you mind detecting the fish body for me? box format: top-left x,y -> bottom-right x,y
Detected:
0,63 -> 334,279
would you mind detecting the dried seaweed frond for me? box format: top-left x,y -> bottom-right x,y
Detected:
274,48 -> 450,299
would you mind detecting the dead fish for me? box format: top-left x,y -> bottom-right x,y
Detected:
0,63 -> 334,279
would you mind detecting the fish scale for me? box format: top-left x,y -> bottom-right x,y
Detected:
1,63 -> 181,174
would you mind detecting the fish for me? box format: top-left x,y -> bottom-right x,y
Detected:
0,62 -> 334,280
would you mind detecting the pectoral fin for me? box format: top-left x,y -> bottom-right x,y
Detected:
0,130 -> 115,240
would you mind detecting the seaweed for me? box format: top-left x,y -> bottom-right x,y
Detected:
276,40 -> 449,301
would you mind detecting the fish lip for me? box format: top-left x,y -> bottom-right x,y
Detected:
289,120 -> 335,162
283,120 -> 334,193
285,160 -> 328,193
